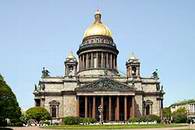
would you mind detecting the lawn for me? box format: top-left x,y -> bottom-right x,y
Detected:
43,124 -> 187,129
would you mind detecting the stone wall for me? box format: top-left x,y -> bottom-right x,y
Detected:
135,95 -> 143,116
144,96 -> 160,116
44,96 -> 63,118
142,83 -> 157,93
45,84 -> 64,92
63,95 -> 77,117
63,81 -> 78,91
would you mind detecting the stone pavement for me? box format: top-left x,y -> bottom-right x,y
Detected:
8,127 -> 43,130
8,125 -> 195,130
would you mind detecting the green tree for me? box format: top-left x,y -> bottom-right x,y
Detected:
0,74 -> 4,81
25,107 -> 51,123
172,107 -> 187,123
20,113 -> 27,125
163,107 -> 172,120
0,74 -> 22,126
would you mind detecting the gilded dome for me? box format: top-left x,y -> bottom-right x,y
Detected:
83,10 -> 112,38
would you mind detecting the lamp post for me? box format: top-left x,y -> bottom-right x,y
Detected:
98,105 -> 103,124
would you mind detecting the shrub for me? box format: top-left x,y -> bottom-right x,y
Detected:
81,118 -> 89,124
129,115 -> 161,123
79,117 -> 84,124
20,114 -> 27,124
128,117 -> 139,123
63,116 -> 80,125
163,107 -> 171,120
10,121 -> 23,126
89,118 -> 97,123
147,115 -> 161,123
26,107 -> 51,123
79,117 -> 97,125
172,107 -> 187,123
139,116 -> 147,122
172,113 -> 187,123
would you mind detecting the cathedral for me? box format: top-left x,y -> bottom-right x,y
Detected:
33,10 -> 165,122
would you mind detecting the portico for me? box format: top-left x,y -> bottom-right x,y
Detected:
76,95 -> 135,121
75,78 -> 136,121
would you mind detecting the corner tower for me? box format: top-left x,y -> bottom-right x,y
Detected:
126,53 -> 140,78
64,51 -> 78,77
77,10 -> 119,76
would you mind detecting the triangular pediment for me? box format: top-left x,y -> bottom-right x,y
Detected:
75,78 -> 135,92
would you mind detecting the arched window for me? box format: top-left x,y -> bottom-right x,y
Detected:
49,100 -> 60,118
146,104 -> 150,115
132,66 -> 136,76
144,100 -> 153,115
51,106 -> 56,117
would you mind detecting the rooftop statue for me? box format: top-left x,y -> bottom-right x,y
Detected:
41,67 -> 50,78
152,69 -> 159,80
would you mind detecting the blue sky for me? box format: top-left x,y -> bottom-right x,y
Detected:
0,0 -> 195,110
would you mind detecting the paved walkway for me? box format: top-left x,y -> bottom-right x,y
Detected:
7,127 -> 42,130
8,124 -> 195,130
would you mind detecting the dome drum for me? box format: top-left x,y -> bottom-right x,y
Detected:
77,42 -> 119,56
77,48 -> 118,75
82,35 -> 114,45
78,49 -> 118,56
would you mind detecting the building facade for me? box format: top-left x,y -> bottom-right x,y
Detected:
170,100 -> 195,120
33,11 -> 165,122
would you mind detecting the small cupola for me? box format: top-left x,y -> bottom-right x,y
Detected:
126,53 -> 140,78
64,51 -> 78,77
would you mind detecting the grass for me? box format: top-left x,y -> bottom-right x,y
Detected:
43,123 -> 187,129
